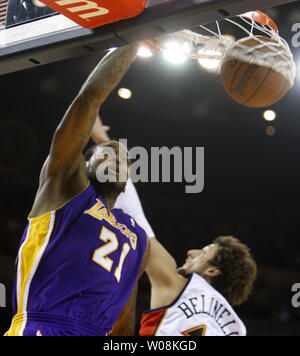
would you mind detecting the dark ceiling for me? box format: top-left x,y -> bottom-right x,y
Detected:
0,1 -> 300,336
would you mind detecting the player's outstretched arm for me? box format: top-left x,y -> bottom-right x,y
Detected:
114,181 -> 186,309
31,46 -> 138,217
145,238 -> 187,309
45,45 -> 138,179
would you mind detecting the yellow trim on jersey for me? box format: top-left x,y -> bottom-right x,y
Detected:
154,309 -> 168,336
4,313 -> 28,336
6,181 -> 91,336
5,211 -> 55,336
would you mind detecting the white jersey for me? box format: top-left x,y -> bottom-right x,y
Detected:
139,273 -> 247,336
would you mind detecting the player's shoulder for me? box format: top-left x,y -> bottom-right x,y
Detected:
189,274 -> 231,305
188,274 -> 240,313
189,274 -> 247,335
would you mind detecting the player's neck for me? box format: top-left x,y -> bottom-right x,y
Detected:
103,196 -> 116,210
95,186 -> 119,210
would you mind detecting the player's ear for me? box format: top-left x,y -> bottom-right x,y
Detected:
204,266 -> 221,278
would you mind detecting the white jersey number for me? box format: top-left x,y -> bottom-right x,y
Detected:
93,226 -> 130,282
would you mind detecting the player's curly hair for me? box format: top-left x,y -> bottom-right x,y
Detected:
209,236 -> 257,306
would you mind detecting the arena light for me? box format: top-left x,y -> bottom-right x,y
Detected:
266,126 -> 276,136
198,35 -> 235,72
198,49 -> 222,71
162,41 -> 190,64
263,110 -> 277,121
138,46 -> 153,58
118,88 -> 132,100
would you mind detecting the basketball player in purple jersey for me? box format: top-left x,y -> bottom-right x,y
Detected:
5,44 -> 149,336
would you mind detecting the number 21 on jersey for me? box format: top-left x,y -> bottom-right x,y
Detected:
92,226 -> 131,283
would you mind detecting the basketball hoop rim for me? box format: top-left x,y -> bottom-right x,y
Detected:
240,10 -> 279,34
139,9 -> 291,66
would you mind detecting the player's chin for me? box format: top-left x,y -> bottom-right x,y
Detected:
177,266 -> 189,276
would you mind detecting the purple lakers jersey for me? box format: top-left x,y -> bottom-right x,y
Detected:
5,183 -> 148,336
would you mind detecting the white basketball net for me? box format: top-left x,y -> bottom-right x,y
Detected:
150,11 -> 296,89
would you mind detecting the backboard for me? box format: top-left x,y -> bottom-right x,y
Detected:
0,0 -> 297,75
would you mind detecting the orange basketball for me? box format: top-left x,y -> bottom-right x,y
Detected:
221,36 -> 290,108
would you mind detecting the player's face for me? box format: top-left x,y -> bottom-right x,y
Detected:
92,141 -> 130,183
177,244 -> 219,276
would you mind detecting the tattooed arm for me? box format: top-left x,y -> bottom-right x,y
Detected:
47,45 -> 138,178
31,45 -> 139,217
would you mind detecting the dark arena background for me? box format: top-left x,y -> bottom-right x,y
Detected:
0,0 -> 300,336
